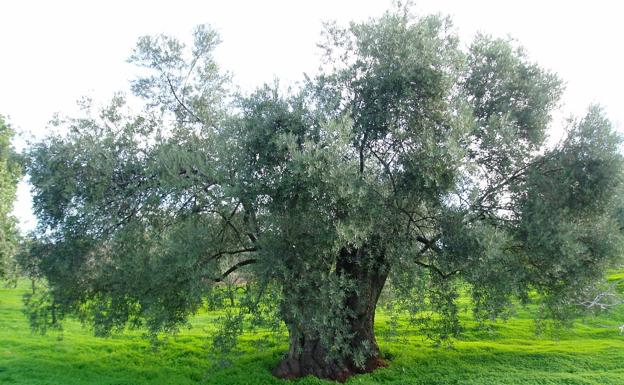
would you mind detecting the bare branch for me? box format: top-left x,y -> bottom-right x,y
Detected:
577,280 -> 623,311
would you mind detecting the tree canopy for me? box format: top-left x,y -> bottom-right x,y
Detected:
23,7 -> 623,381
0,115 -> 20,280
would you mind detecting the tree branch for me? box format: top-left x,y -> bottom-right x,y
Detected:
414,235 -> 460,279
416,235 -> 442,253
414,260 -> 461,279
577,280 -> 624,310
207,247 -> 257,263
165,76 -> 202,123
359,128 -> 370,174
211,259 -> 257,283
242,202 -> 259,243
367,143 -> 397,193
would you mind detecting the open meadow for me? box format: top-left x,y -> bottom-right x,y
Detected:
1,274 -> 622,385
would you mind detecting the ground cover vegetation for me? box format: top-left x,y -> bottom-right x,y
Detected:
17,4 -> 624,382
0,276 -> 623,384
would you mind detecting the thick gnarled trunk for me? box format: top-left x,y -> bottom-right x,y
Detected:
273,248 -> 389,382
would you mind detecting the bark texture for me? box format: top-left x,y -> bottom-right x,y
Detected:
273,247 -> 389,382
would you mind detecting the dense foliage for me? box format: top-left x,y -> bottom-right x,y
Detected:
0,115 -> 20,280
23,7 -> 623,381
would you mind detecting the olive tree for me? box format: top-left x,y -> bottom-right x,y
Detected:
0,115 -> 20,281
23,8 -> 623,381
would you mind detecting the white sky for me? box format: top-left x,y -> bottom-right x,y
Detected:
1,0 -> 623,232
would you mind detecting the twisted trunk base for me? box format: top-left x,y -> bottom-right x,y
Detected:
272,329 -> 388,382
273,247 -> 389,382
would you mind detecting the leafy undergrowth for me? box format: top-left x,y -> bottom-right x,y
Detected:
0,277 -> 622,385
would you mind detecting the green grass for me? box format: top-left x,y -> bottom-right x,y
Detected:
1,278 -> 622,385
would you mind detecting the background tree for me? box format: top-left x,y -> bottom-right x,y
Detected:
23,6 -> 623,381
0,115 -> 21,281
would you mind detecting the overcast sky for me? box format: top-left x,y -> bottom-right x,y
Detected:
1,0 -> 623,232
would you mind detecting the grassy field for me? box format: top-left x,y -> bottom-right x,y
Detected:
0,277 -> 622,385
